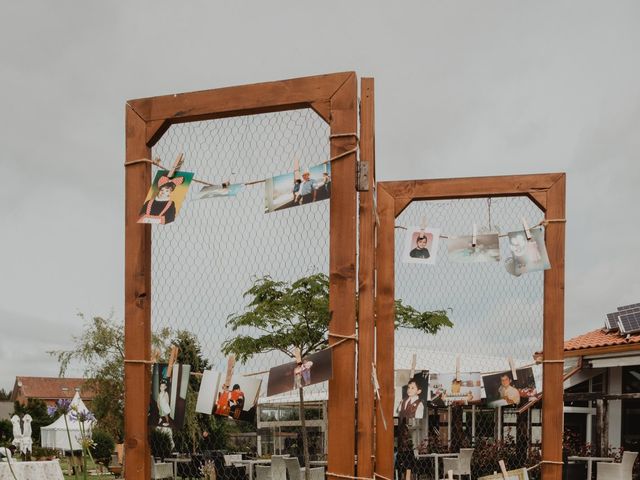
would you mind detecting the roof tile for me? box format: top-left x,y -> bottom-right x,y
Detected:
565,328 -> 640,352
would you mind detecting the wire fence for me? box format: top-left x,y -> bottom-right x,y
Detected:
393,197 -> 545,480
148,108 -> 331,476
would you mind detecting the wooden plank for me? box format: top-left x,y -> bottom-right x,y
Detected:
541,174 -> 566,480
124,105 -> 152,480
327,72 -> 358,480
375,185 -> 396,480
357,77 -> 375,479
564,343 -> 640,357
128,72 -> 353,123
380,173 -> 563,217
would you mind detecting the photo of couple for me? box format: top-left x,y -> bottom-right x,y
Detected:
265,163 -> 331,213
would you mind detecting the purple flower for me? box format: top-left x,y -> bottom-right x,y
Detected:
69,408 -> 95,423
48,398 -> 72,417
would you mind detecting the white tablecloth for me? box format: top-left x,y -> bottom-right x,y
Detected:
0,460 -> 65,480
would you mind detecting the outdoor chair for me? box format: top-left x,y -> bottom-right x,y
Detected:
284,456 -> 325,480
442,449 -> 474,480
211,451 -> 248,480
256,464 -> 273,480
271,455 -> 288,480
150,455 -> 173,480
597,451 -> 638,480
108,453 -> 123,478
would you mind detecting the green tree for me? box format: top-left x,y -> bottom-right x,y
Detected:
222,273 -> 452,478
49,313 -> 172,441
0,389 -> 11,401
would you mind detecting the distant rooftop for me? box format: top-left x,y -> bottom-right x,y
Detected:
10,376 -> 95,404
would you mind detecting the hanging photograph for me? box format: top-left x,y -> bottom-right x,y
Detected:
447,232 -> 500,263
267,348 -> 333,396
196,182 -> 243,200
482,367 -> 538,408
196,370 -> 262,422
138,170 -> 194,225
507,226 -> 551,275
428,372 -> 482,406
401,227 -> 441,265
148,363 -> 191,429
479,468 -> 529,480
264,163 -> 331,213
394,369 -> 429,419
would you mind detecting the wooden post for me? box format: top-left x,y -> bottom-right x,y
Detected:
542,175 -> 566,480
375,185 -> 396,480
124,105 -> 152,480
327,72 -> 358,479
357,77 -> 376,478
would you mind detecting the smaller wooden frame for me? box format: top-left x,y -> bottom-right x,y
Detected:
375,173 -> 566,480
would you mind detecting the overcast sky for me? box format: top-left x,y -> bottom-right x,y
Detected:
1,1 -> 639,392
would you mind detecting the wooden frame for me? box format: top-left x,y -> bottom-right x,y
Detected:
375,173 -> 566,480
125,72 -> 359,480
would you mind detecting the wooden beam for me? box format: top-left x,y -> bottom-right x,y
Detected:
565,392 -> 640,401
357,77 -> 375,479
124,105 -> 152,480
327,72 -> 358,480
564,343 -> 640,358
128,72 -> 353,123
541,174 -> 566,480
311,100 -> 332,123
146,119 -> 170,147
375,184 -> 396,480
527,191 -> 547,212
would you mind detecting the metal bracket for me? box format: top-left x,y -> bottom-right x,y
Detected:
356,161 -> 370,192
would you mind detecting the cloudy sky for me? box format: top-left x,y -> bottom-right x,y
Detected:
1,1 -> 639,392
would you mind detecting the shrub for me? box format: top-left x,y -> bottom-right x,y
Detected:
91,429 -> 116,466
150,428 -> 174,460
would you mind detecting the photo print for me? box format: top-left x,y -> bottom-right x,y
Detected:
402,227 -> 441,265
138,170 -> 194,225
264,163 -> 331,213
447,232 -> 500,263
394,369 -> 429,420
428,372 -> 482,406
506,227 -> 550,275
148,363 -> 191,429
196,182 -> 243,200
195,370 -> 262,422
479,468 -> 529,480
267,348 -> 333,396
482,367 -> 538,408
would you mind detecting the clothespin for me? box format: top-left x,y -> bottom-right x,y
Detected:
420,217 -> 428,231
167,345 -> 179,378
293,157 -> 301,180
521,217 -> 532,241
371,363 -> 387,431
471,223 -> 477,248
168,153 -> 184,178
499,460 -> 509,480
405,470 -> 412,480
508,357 -> 518,381
410,353 -> 417,379
224,355 -> 236,388
294,347 -> 302,364
447,470 -> 454,480
455,356 -> 461,381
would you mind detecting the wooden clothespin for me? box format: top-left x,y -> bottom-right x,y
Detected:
521,217 -> 532,241
410,353 -> 417,379
498,460 -> 509,480
471,223 -> 477,248
508,357 -> 518,381
447,470 -> 454,480
293,157 -> 301,180
167,345 -> 179,378
224,355 -> 236,388
405,470 -> 412,480
168,153 -> 184,178
420,217 -> 428,231
371,363 -> 387,431
294,347 -> 302,364
455,356 -> 461,381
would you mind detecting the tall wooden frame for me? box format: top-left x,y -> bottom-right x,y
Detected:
375,173 -> 566,480
125,72 -> 358,480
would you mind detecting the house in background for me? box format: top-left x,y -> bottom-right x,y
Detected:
9,376 -> 95,408
561,315 -> 640,453
0,401 -> 12,420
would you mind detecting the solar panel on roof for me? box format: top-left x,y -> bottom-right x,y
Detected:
605,312 -> 620,331
617,311 -> 640,335
617,303 -> 640,312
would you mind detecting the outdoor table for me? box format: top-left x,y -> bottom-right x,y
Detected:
234,458 -> 273,480
416,452 -> 458,480
567,456 -> 614,480
164,456 -> 192,480
0,459 -> 64,480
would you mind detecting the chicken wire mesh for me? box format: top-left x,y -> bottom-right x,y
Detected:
147,108 -> 332,473
393,197 -> 545,480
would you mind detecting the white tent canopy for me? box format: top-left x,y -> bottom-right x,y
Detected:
41,391 -> 94,451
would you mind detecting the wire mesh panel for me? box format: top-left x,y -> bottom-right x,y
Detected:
393,197 -> 544,480
148,109 -> 331,467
